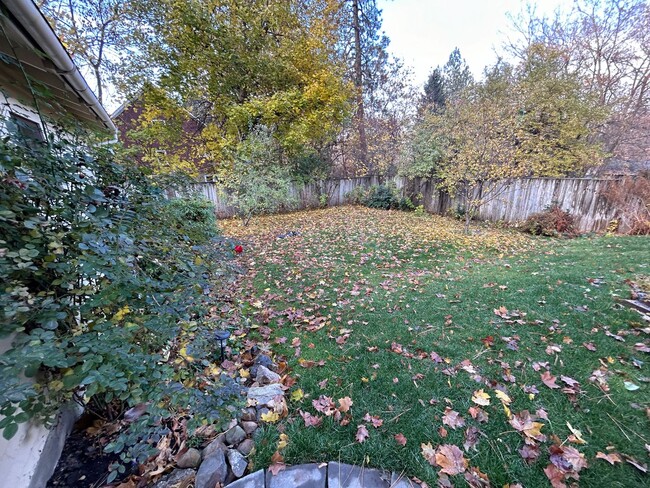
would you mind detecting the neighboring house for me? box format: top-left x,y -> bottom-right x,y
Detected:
586,159 -> 650,178
113,97 -> 212,176
0,1 -> 115,487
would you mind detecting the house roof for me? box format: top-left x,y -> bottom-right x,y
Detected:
0,0 -> 116,133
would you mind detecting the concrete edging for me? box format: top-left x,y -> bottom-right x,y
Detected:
228,462 -> 417,488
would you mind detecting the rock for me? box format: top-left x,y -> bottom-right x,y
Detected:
225,425 -> 246,446
152,468 -> 196,488
237,439 -> 255,456
247,384 -> 283,407
256,407 -> 270,421
227,448 -> 249,478
195,450 -> 228,488
255,365 -> 281,385
202,435 -> 226,460
241,421 -> 258,435
241,408 -> 257,421
250,354 -> 274,377
254,354 -> 273,369
176,448 -> 202,468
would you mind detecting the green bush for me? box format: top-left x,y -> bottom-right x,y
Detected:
161,197 -> 219,243
364,184 -> 399,210
0,132 -> 239,476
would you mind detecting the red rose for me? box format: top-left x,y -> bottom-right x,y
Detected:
234,245 -> 243,254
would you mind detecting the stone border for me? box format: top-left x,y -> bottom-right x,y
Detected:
228,462 -> 417,488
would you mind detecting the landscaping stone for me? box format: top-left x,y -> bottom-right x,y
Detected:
247,384 -> 284,406
241,421 -> 258,435
227,448 -> 248,478
226,469 -> 265,488
256,407 -> 270,421
390,472 -> 418,487
176,448 -> 201,468
266,463 -> 327,488
327,462 -> 390,488
255,365 -> 280,384
152,468 -> 196,488
202,435 -> 226,460
237,439 -> 255,456
225,425 -> 246,446
195,450 -> 228,488
241,408 -> 257,421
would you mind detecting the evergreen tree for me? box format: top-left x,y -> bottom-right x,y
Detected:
419,68 -> 446,114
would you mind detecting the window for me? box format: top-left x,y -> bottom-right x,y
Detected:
9,113 -> 44,142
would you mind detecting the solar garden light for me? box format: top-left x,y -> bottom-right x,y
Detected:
214,329 -> 231,362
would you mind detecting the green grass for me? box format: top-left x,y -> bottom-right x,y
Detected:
222,207 -> 649,487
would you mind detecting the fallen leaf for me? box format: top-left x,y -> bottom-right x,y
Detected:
338,396 -> 353,413
435,444 -> 469,475
442,408 -> 465,429
421,442 -> 437,465
355,424 -> 369,443
290,389 -> 304,402
596,451 -> 622,465
394,433 -> 407,446
261,411 -> 280,423
541,371 -> 560,389
268,451 -> 286,475
471,389 -> 491,406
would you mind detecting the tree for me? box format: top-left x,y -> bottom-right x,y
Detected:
121,0 -> 352,177
335,0 -> 399,176
38,0 -> 132,104
419,68 -> 446,115
403,47 -> 606,231
431,76 -> 521,232
506,0 -> 650,161
513,43 -> 607,176
442,48 -> 473,103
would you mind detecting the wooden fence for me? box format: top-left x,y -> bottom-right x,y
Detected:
172,176 -> 626,233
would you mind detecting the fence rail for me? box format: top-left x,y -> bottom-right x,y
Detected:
171,176 -> 629,233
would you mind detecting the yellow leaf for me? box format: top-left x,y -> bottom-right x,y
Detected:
261,411 -> 280,423
239,369 -> 250,378
277,433 -> 289,450
112,305 -> 130,322
566,422 -> 587,444
471,389 -> 491,406
290,388 -> 304,402
494,390 -> 511,405
179,347 -> 194,363
503,404 -> 512,419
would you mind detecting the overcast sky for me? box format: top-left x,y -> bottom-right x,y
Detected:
377,0 -> 571,89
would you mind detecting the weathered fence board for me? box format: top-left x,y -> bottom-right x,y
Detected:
173,176 -> 624,233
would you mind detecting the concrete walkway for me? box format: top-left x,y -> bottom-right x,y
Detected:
228,462 -> 417,488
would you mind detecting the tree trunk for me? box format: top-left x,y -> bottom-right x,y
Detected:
351,0 -> 368,171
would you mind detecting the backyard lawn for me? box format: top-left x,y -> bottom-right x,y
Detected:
221,206 -> 649,487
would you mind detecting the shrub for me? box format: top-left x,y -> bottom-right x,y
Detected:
600,174 -> 650,235
0,132 -> 239,477
364,184 -> 399,210
161,197 -> 219,243
522,205 -> 576,237
344,186 -> 369,205
223,128 -> 297,225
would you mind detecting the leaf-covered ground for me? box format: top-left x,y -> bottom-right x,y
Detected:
221,206 -> 649,487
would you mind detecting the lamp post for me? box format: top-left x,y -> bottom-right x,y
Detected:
214,329 -> 231,362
